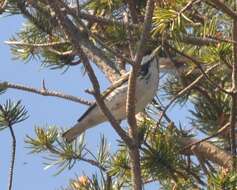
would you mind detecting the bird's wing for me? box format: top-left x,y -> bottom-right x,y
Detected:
77,103 -> 96,122
77,72 -> 130,122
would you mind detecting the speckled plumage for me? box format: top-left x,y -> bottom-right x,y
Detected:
63,53 -> 160,142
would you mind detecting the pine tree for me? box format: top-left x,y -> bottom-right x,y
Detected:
0,0 -> 237,189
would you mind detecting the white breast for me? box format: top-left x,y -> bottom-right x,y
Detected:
105,57 -> 159,119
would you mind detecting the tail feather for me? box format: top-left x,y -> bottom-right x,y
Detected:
62,122 -> 89,143
63,106 -> 106,142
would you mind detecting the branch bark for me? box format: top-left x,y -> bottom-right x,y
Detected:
8,125 -> 16,190
126,0 -> 155,189
126,0 -> 138,23
229,3 -> 237,169
206,0 -> 237,19
0,81 -> 93,105
180,137 -> 233,169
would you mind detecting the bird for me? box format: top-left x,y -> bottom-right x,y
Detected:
63,51 -> 161,142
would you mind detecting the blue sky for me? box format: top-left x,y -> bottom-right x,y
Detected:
0,15 -> 192,190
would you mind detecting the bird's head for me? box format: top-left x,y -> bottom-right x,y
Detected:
139,51 -> 159,77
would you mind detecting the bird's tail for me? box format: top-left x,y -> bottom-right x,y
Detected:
62,121 -> 90,143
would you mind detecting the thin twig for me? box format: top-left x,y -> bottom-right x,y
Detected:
166,44 -> 231,94
5,40 -> 69,47
8,125 -> 16,190
182,122 -> 230,151
177,35 -> 237,46
0,0 -> 8,14
61,2 -> 133,65
206,0 -> 237,19
179,0 -> 199,14
0,81 -> 93,105
157,64 -> 218,125
45,142 -> 107,172
77,10 -> 137,28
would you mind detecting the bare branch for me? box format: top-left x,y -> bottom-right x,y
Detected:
177,35 -> 237,46
179,0 -> 199,14
0,0 -> 8,14
8,125 -> 16,190
126,0 -> 138,23
77,11 -> 136,28
180,137 -> 233,169
0,81 -> 93,105
8,126 -> 16,190
5,40 -> 69,47
126,1 -> 155,190
158,64 -> 219,125
182,122 -> 230,150
229,4 -> 237,169
206,0 -> 237,19
166,44 -> 231,94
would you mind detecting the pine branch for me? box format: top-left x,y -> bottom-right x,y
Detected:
5,40 -> 69,47
180,137 -> 233,169
126,1 -> 155,190
229,3 -> 237,170
158,64 -> 218,125
166,44 -> 231,95
8,125 -> 16,190
206,0 -> 237,19
182,122 -> 230,150
0,81 -> 93,105
126,0 -> 138,24
0,0 -> 8,14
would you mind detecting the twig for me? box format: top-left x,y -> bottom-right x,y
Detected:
177,35 -> 237,46
45,142 -> 107,172
8,125 -> 16,190
0,81 -> 93,105
166,44 -> 231,94
80,157 -> 106,172
0,0 -> 8,14
182,122 -> 230,151
60,2 -> 133,65
5,40 -> 69,47
77,10 -> 137,28
157,64 -> 218,125
78,46 -> 133,146
29,0 -> 121,83
179,0 -> 199,14
206,0 -> 237,19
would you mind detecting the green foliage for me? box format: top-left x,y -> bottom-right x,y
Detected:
26,127 -> 85,175
2,0 -> 237,189
0,100 -> 28,129
0,82 -> 7,95
109,147 -> 130,183
142,126 -> 183,180
84,0 -> 124,13
208,171 -> 237,190
8,22 -> 76,70
97,135 -> 111,169
1,0 -> 21,15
